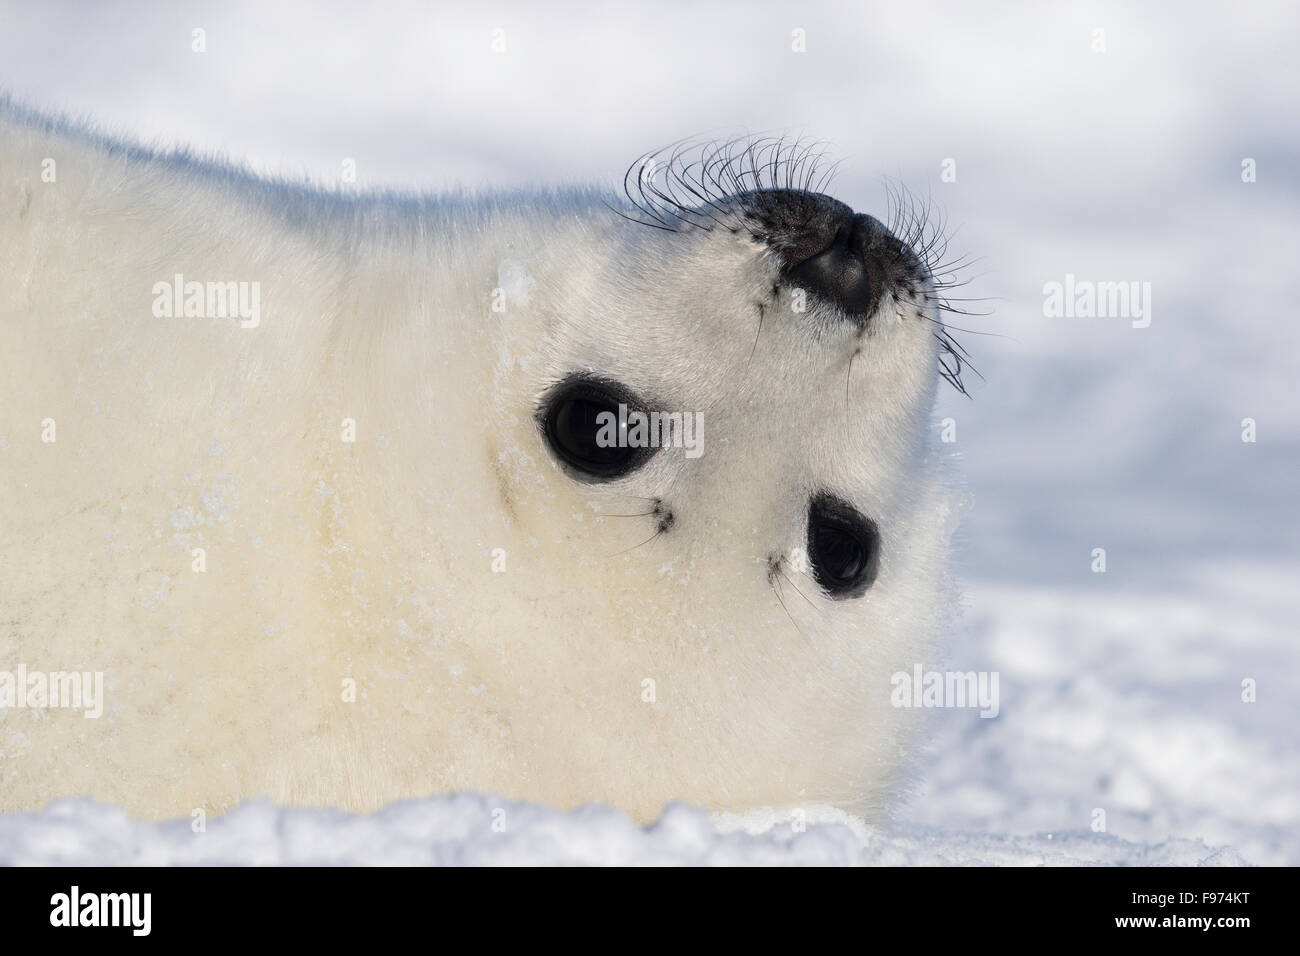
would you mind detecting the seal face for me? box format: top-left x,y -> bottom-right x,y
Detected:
0,119 -> 969,823
618,138 -> 976,394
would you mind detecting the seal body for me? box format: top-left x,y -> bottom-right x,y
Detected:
0,109 -> 960,822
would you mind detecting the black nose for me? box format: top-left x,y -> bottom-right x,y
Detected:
742,189 -> 908,322
782,213 -> 880,316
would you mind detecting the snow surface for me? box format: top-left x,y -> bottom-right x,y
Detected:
0,796 -> 1247,867
1,0 -> 1296,865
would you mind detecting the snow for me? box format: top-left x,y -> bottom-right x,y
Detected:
0,796 -> 1248,867
1,0 -> 1296,865
902,575 -> 1300,866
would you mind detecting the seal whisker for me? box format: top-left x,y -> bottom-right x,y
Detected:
879,174 -> 988,395
770,578 -> 812,642
607,528 -> 664,558
921,315 -> 1005,340
779,569 -> 825,616
603,202 -> 680,232
669,147 -> 742,230
845,347 -> 860,409
748,302 -> 766,368
618,135 -> 844,235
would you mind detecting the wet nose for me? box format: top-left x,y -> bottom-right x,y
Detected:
745,189 -> 898,322
783,212 -> 881,316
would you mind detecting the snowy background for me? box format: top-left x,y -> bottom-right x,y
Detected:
1,0 -> 1296,864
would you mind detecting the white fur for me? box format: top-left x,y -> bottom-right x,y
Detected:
0,105 -> 959,822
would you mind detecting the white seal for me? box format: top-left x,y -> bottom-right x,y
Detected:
0,109 -> 968,822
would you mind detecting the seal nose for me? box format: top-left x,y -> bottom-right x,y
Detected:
783,213 -> 879,317
744,189 -> 898,322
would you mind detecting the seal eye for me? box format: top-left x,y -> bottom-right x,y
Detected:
807,494 -> 879,598
540,376 -> 652,481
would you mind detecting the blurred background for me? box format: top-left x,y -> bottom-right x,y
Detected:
2,0 -> 1296,862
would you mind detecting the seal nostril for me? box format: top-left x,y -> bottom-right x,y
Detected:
784,219 -> 877,318
741,191 -> 893,321
764,208 -> 884,321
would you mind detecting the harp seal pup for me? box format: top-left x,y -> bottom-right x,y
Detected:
0,105 -> 968,823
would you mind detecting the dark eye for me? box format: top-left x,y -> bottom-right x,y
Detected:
807,493 -> 879,598
540,375 -> 653,481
